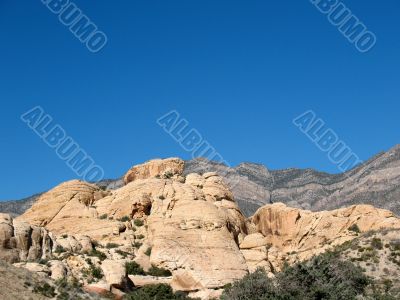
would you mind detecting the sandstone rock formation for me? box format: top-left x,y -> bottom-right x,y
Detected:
124,157 -> 185,184
242,202 -> 400,274
185,144 -> 400,216
4,157 -> 400,299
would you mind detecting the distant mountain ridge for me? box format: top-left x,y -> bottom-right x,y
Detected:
1,145 -> 400,217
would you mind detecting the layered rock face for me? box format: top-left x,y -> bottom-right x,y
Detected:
242,203 -> 400,274
5,157 -> 400,299
0,213 -> 93,264
16,158 -> 249,298
124,157 -> 185,184
185,145 -> 400,216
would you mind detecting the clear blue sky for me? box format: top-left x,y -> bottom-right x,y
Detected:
1,1 -> 399,200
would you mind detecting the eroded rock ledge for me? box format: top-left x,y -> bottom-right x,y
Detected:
1,158 -> 398,299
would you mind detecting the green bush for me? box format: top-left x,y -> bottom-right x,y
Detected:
349,224 -> 361,233
132,242 -> 142,249
126,261 -> 146,275
99,214 -> 108,220
106,242 -> 119,249
88,249 -> 107,261
90,265 -> 103,279
134,219 -> 144,227
116,249 -> 129,258
118,215 -> 130,222
33,282 -> 56,298
147,265 -> 172,277
125,284 -> 192,300
221,268 -> 277,300
371,238 -> 383,250
55,245 -> 65,253
145,247 -> 152,256
221,251 -> 370,300
136,234 -> 145,239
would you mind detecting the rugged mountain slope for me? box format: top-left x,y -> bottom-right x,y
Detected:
185,144 -> 400,216
2,158 -> 400,299
1,145 -> 400,218
0,194 -> 42,217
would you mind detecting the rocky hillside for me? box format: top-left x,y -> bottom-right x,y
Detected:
185,144 -> 400,216
1,145 -> 400,218
0,194 -> 42,217
1,158 -> 400,299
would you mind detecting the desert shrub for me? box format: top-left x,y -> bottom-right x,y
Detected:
132,242 -> 142,249
61,234 -> 68,238
371,238 -> 383,250
133,219 -> 144,227
33,282 -> 56,298
118,215 -> 130,222
135,234 -> 145,239
221,268 -> 277,300
147,265 -> 172,277
349,224 -> 361,233
163,171 -> 174,179
55,245 -> 65,253
276,252 -> 370,299
222,252 -> 370,300
37,258 -> 48,265
90,265 -> 103,279
106,242 -> 119,249
159,195 -> 166,200
125,284 -> 192,300
88,249 -> 107,261
145,247 -> 152,256
99,214 -> 108,220
126,261 -> 145,275
116,249 -> 129,258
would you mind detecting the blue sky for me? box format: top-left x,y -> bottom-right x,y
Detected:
1,0 -> 399,200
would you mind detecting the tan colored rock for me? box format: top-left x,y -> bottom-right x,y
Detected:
239,233 -> 269,249
189,288 -> 223,300
247,203 -> 400,271
14,262 -> 50,277
128,275 -> 172,287
49,260 -> 67,280
11,157 -> 400,296
101,259 -> 127,288
84,280 -> 110,296
17,180 -> 101,227
123,158 -> 185,184
75,235 -> 93,253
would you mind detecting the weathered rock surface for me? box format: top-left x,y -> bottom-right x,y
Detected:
0,213 -> 54,263
128,275 -> 172,287
4,157 -> 400,299
243,202 -> 400,272
185,145 -> 400,216
124,157 -> 184,184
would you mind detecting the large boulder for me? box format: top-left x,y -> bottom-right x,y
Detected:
123,158 -> 184,184
245,202 -> 400,271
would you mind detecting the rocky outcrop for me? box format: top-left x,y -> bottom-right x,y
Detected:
4,145 -> 400,218
124,157 -> 185,184
14,158 -> 250,298
185,145 -> 400,216
0,213 -> 53,263
242,203 -> 400,273
5,157 -> 400,299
